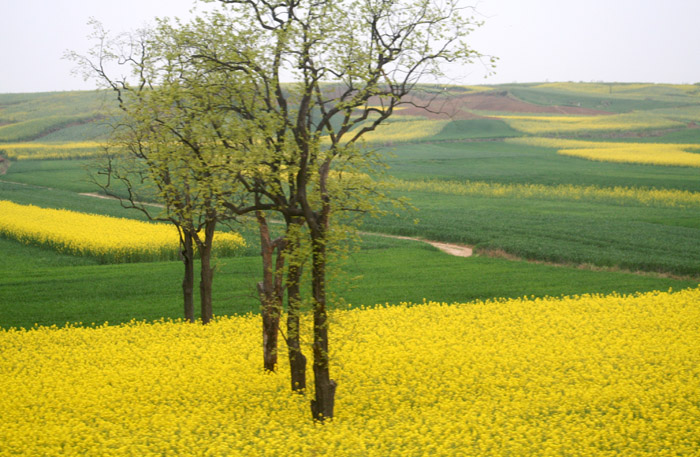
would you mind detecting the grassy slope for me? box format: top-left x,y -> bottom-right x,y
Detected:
2,83 -> 699,328
366,84 -> 700,275
366,192 -> 700,275
0,91 -> 109,142
364,139 -> 700,276
1,160 -> 100,193
501,84 -> 692,113
2,176 -> 696,329
383,141 -> 700,191
1,236 -> 694,329
412,118 -> 521,141
6,159 -> 700,277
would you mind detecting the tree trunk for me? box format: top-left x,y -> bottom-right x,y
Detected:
286,259 -> 307,392
199,221 -> 216,325
257,212 -> 283,372
309,235 -> 336,421
182,231 -> 195,323
258,283 -> 280,372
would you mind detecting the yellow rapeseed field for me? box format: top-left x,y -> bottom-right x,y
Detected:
1,288 -> 698,456
509,137 -> 700,167
0,141 -> 105,160
0,201 -> 245,263
388,178 -> 700,208
497,113 -> 684,135
358,118 -> 449,144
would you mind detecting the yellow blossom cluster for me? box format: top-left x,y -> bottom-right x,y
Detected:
509,137 -> 700,167
0,142 -> 105,160
496,113 -> 684,135
389,177 -> 700,208
0,200 -> 245,263
1,288 -> 699,456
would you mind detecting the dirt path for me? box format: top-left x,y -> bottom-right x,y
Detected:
362,232 -> 472,257
78,192 -> 165,208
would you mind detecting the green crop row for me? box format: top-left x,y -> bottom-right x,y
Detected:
0,114 -> 102,142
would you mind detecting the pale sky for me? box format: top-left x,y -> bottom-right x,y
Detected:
1,0 -> 699,94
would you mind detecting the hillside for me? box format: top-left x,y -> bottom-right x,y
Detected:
2,81 -> 700,328
3,82 -> 700,145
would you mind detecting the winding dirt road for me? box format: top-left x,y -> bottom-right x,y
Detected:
362,232 -> 472,257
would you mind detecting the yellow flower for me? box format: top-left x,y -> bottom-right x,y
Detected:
0,200 -> 245,263
1,288 -> 698,456
497,112 -> 684,135
508,137 -> 700,167
0,141 -> 105,160
388,177 -> 700,208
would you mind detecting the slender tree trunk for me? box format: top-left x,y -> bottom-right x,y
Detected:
257,212 -> 283,372
286,258 -> 307,392
182,231 -> 195,323
199,221 -> 216,325
309,235 -> 336,421
259,280 -> 280,371
284,217 -> 307,392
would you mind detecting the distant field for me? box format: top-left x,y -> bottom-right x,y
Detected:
508,137 -> 700,167
495,112 -> 685,135
0,91 -> 108,144
0,114 -> 103,142
503,83 -> 697,112
1,83 -> 700,328
0,141 -> 104,160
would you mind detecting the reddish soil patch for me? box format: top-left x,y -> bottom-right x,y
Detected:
392,94 -> 486,120
362,93 -> 485,120
372,91 -> 612,119
454,91 -> 611,115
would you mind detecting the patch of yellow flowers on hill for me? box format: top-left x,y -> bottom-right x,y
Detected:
0,201 -> 245,263
359,118 -> 449,144
389,178 -> 700,208
1,288 -> 699,456
0,141 -> 105,160
497,112 -> 684,135
509,137 -> 700,168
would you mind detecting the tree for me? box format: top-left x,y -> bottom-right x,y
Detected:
69,21 -> 262,324
189,0 -> 490,420
73,0 -> 490,420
